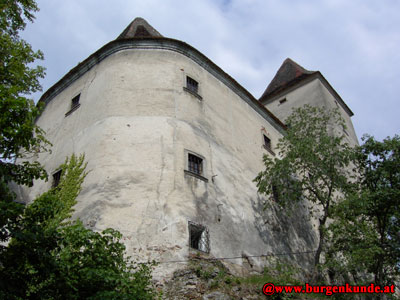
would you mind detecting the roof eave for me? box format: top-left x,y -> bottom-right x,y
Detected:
260,72 -> 354,117
37,37 -> 287,134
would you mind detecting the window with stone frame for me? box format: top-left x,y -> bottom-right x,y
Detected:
186,76 -> 198,94
263,134 -> 272,150
188,153 -> 203,176
183,76 -> 202,100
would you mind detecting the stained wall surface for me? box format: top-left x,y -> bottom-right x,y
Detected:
18,44 -> 320,279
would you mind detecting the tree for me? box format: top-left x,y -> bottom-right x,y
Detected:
0,0 -> 50,245
0,0 -> 49,184
254,105 -> 356,271
0,154 -> 156,300
328,135 -> 400,287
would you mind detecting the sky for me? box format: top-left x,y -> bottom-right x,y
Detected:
22,0 -> 400,142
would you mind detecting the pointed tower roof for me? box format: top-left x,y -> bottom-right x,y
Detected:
117,17 -> 163,39
260,58 -> 316,100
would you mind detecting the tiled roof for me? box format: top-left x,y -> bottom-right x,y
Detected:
260,58 -> 316,100
117,17 -> 163,39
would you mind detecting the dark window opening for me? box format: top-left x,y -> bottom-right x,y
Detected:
183,76 -> 202,100
264,135 -> 271,150
279,98 -> 287,104
188,153 -> 203,175
186,76 -> 199,94
71,94 -> 80,109
65,94 -> 81,116
263,134 -> 275,155
189,222 -> 209,252
52,170 -> 62,188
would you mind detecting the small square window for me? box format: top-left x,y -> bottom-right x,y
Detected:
52,170 -> 62,188
279,98 -> 287,104
186,76 -> 198,94
188,153 -> 203,176
189,222 -> 209,253
183,76 -> 202,100
71,94 -> 80,109
263,134 -> 275,155
65,94 -> 81,116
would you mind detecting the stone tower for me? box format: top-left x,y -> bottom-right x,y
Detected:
17,18 -> 358,279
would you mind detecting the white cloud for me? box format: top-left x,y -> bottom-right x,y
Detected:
22,0 -> 400,140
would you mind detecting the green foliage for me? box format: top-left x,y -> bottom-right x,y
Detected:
238,260 -> 302,287
0,0 -> 50,246
328,135 -> 400,287
0,0 -> 49,184
0,179 -> 24,243
0,154 -> 155,300
233,260 -> 303,300
0,0 -> 39,35
254,105 -> 356,268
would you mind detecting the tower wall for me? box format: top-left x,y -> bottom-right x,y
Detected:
263,78 -> 359,146
19,44 -> 318,278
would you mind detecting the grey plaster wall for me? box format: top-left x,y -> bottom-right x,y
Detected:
19,47 -> 318,279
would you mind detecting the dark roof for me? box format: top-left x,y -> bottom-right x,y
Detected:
259,58 -> 354,116
260,58 -> 316,101
117,17 -> 163,39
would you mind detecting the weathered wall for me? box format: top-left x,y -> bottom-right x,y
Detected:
18,46 -> 318,279
264,78 -> 359,146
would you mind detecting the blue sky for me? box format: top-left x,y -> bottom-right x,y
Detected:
23,0 -> 400,142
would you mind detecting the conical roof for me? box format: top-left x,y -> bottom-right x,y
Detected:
117,17 -> 163,39
260,58 -> 316,100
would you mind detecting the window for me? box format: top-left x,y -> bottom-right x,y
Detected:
279,98 -> 287,104
263,134 -> 275,155
189,222 -> 209,253
65,94 -> 81,116
263,135 -> 271,149
71,94 -> 80,109
186,76 -> 198,94
188,153 -> 203,175
183,76 -> 202,100
52,170 -> 62,188
184,151 -> 208,182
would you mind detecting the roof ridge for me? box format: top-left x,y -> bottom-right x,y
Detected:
117,17 -> 163,39
260,58 -> 316,100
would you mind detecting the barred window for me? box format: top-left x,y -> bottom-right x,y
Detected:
189,222 -> 209,253
264,135 -> 271,150
188,153 -> 203,176
186,76 -> 199,94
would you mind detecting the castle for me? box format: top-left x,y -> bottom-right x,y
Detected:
18,18 -> 358,278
